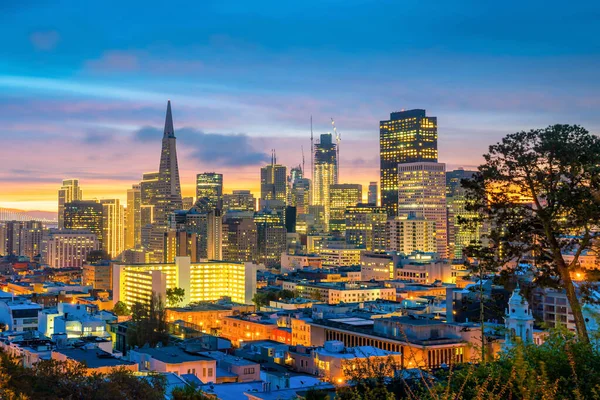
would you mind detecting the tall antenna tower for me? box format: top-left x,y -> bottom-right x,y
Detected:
310,115 -> 314,204
331,118 -> 340,183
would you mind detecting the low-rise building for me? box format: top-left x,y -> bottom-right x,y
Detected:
166,303 -> 234,335
282,281 -> 396,304
200,351 -> 261,382
52,347 -> 137,375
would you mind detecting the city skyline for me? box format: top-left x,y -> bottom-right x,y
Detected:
2,2 -> 599,212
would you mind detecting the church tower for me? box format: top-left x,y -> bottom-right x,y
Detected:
504,284 -> 534,349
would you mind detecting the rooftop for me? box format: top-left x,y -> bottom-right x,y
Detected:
54,348 -> 135,369
132,345 -> 214,363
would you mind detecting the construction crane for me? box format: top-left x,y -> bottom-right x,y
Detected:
331,118 -> 340,182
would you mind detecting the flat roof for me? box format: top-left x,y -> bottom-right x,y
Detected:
132,346 -> 214,364
55,348 -> 135,369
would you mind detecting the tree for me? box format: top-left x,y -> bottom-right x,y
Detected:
127,292 -> 169,349
166,287 -> 185,307
112,301 -> 130,316
171,384 -> 210,399
462,125 -> 600,344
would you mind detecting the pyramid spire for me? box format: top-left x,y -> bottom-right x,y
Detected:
164,100 -> 175,137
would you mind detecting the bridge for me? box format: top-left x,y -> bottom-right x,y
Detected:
0,208 -> 58,224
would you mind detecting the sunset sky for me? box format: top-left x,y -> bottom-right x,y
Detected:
1,1 -> 599,212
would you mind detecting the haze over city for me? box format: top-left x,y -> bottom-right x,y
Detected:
2,1 -> 599,212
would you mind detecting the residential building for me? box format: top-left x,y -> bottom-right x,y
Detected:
112,256 -> 257,307
360,252 -> 394,281
282,281 -> 396,304
82,262 -> 112,291
166,303 -> 235,334
129,345 -> 215,382
52,348 -> 137,375
386,214 -> 436,255
45,230 -> 98,268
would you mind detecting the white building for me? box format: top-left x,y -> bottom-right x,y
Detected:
0,300 -> 42,332
504,285 -> 534,349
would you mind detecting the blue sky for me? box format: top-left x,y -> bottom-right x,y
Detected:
1,1 -> 599,210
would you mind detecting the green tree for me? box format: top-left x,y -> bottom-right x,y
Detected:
112,301 -> 130,316
166,287 -> 186,307
127,292 -> 169,349
462,124 -> 600,344
171,384 -> 210,399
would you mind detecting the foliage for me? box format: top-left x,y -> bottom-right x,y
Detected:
251,288 -> 296,308
462,124 -> 600,344
127,292 -> 169,349
112,301 -> 130,316
0,349 -> 166,400
171,383 -> 211,399
166,287 -> 186,307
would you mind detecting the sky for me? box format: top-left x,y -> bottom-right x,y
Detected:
1,1 -> 599,212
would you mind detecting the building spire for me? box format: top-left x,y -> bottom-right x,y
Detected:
164,100 -> 175,137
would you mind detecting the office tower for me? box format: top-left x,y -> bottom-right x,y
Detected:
368,182 -> 378,206
113,257 -> 257,306
45,230 -> 99,268
345,204 -> 387,252
329,184 -> 362,234
155,101 -> 183,226
312,133 -> 338,229
63,201 -> 104,248
260,154 -> 287,203
125,184 -> 141,250
223,212 -> 257,263
185,201 -> 222,260
254,210 -> 286,267
58,179 -> 82,228
164,230 -> 198,263
196,173 -> 223,209
398,162 -> 448,258
223,190 -> 256,213
446,169 -> 482,259
289,178 -> 311,216
182,197 -> 194,210
0,222 -> 6,255
100,199 -> 124,259
380,109 -> 438,216
386,214 -> 436,254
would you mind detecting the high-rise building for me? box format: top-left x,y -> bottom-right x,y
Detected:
182,197 -> 194,210
184,201 -> 223,261
312,133 -> 338,229
386,214 -> 436,255
398,162 -> 447,258
58,179 -> 82,229
82,262 -> 112,291
368,182 -> 378,206
446,169 -> 483,259
254,210 -> 286,267
345,204 -> 387,252
113,256 -> 257,306
100,199 -> 124,259
2,221 -> 45,259
125,184 -> 141,250
155,101 -> 183,226
223,190 -> 256,213
164,230 -> 198,263
63,201 -> 104,248
261,155 -> 287,203
196,173 -> 223,209
223,212 -> 257,263
329,184 -> 362,234
380,109 -> 438,216
45,230 -> 98,268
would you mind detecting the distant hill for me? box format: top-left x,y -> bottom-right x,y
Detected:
0,208 -> 57,221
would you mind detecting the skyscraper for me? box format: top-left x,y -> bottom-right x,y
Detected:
155,100 -> 183,226
368,182 -> 378,206
329,184 -> 362,234
100,199 -> 124,259
223,212 -> 257,263
125,184 -> 141,250
223,190 -> 256,213
312,133 -> 338,229
345,204 -> 387,252
63,201 -> 104,248
397,162 -> 447,258
58,179 -> 82,229
254,209 -> 286,267
260,154 -> 287,203
196,173 -> 223,209
380,109 -> 438,216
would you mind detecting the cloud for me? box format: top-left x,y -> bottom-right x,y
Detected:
82,130 -> 114,144
86,50 -> 140,72
132,126 -> 269,166
29,30 -> 60,51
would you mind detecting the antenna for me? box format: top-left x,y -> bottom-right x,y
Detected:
332,118 -> 340,183
301,145 -> 305,176
310,116 -> 314,201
